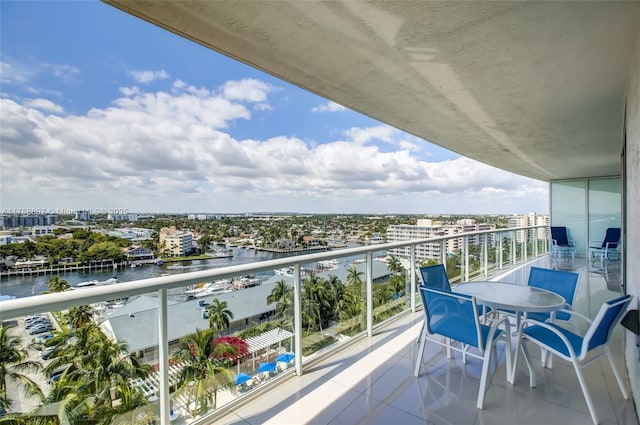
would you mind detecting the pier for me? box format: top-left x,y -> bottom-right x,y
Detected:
0,261 -> 122,279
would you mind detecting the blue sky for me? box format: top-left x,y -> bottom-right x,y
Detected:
1,1 -> 548,215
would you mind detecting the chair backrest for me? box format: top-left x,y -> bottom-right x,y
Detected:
582,295 -> 632,357
419,286 -> 483,350
601,227 -> 621,249
550,226 -> 569,246
419,264 -> 451,291
528,267 -> 579,306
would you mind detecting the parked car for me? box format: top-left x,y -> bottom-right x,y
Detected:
25,318 -> 50,329
36,332 -> 54,344
24,316 -> 48,326
40,346 -> 57,360
49,364 -> 71,383
29,324 -> 53,335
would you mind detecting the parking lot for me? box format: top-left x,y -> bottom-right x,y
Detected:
4,314 -> 59,414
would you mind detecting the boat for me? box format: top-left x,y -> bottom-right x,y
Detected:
211,248 -> 233,258
184,280 -> 232,298
317,259 -> 340,271
74,276 -> 118,289
275,267 -> 294,276
232,276 -> 261,289
76,279 -> 100,288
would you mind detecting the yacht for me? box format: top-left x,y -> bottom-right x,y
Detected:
183,280 -> 232,298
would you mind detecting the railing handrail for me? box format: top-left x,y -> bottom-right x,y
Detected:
0,224 -> 548,320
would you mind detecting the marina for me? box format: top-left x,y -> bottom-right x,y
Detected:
0,244 -> 371,300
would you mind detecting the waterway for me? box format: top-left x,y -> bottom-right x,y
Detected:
0,245 -> 371,300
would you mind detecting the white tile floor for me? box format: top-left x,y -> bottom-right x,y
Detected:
213,258 -> 637,425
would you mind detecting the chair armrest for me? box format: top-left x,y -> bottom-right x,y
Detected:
487,316 -> 512,343
519,318 -> 579,358
545,308 -> 592,325
568,239 -> 576,247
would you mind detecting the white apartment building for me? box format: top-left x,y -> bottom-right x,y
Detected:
508,213 -> 549,244
32,225 -> 57,236
159,226 -> 193,257
387,219 -> 497,261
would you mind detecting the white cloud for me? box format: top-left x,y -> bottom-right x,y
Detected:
222,78 -> 273,103
1,56 -> 79,85
119,86 -> 140,96
312,101 -> 347,113
24,98 -> 64,114
129,69 -> 170,83
1,59 -> 34,84
45,63 -> 80,82
0,78 -> 547,214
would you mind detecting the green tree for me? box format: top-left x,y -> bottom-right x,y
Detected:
46,275 -> 70,293
266,280 -> 294,325
172,328 -> 237,415
67,305 -> 93,330
0,325 -> 43,411
206,298 -> 234,334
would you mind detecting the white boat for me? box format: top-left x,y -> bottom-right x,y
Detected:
76,280 -> 100,288
184,280 -> 232,298
275,267 -> 294,276
74,276 -> 118,289
211,248 -> 233,258
317,259 -> 340,271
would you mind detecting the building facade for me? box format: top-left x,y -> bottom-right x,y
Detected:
158,226 -> 193,257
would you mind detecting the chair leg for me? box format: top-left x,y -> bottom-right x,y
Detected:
476,346 -> 493,409
606,348 -> 629,400
572,359 -> 598,425
414,331 -> 427,377
416,321 -> 424,344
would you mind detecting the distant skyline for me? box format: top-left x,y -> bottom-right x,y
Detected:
0,2 -> 548,215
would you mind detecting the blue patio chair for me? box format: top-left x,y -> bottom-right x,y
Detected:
513,294 -> 633,425
413,286 -> 512,409
416,264 -> 450,344
526,267 -> 579,323
416,265 -> 488,344
550,226 -> 576,259
419,264 -> 451,291
588,227 -> 621,264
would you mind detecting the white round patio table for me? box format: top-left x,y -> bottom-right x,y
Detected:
454,281 -> 566,331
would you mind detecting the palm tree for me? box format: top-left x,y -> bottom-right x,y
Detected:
346,267 -> 364,289
67,305 -> 93,330
172,328 -> 237,415
46,275 -> 70,293
266,280 -> 293,325
206,298 -> 234,334
386,255 -> 404,274
303,273 -> 331,333
0,325 -> 43,411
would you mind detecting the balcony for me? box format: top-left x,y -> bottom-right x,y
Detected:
1,226 -> 635,424
213,256 -> 634,425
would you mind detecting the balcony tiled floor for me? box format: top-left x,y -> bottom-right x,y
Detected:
214,258 -> 637,425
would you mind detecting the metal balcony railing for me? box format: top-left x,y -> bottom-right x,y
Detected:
0,225 -> 549,425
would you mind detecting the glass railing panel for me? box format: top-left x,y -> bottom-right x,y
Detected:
332,254 -> 368,340
372,252 -> 410,326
